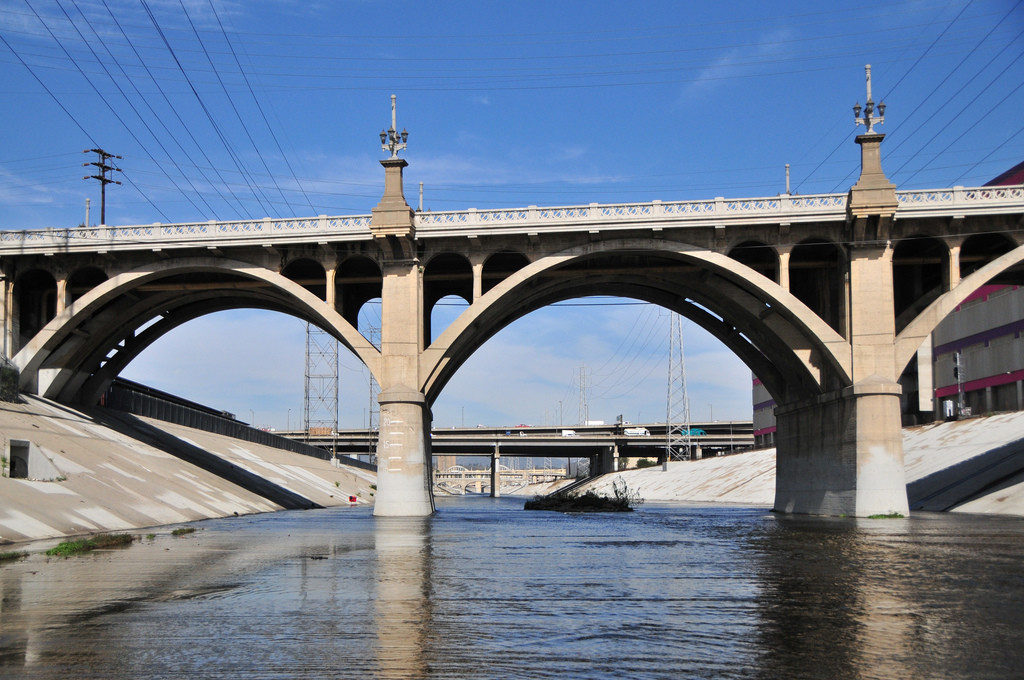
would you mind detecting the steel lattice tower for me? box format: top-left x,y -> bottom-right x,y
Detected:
577,365 -> 588,425
665,312 -> 692,463
304,323 -> 339,439
365,323 -> 381,459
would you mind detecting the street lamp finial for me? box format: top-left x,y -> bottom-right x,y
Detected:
381,94 -> 408,159
853,64 -> 885,134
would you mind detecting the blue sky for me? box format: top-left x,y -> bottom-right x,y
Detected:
2,0 -> 1022,429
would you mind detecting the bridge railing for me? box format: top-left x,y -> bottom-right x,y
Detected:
415,193 -> 849,234
0,214 -> 372,253
895,184 -> 1024,217
1,185 -> 1021,253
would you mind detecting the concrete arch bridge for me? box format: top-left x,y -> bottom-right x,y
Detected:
2,132 -> 1023,518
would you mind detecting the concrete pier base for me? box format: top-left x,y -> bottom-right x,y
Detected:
373,390 -> 435,516
774,379 -> 909,517
490,449 -> 501,498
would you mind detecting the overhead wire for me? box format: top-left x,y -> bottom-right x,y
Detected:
882,3 -> 1022,158
139,0 -> 273,218
901,64 -> 1024,185
206,0 -> 318,215
98,0 -> 245,218
820,0 -> 980,192
59,0 -> 215,220
176,0 -> 284,218
20,0 -> 171,222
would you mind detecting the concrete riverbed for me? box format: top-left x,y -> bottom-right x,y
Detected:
3,396 -> 1024,545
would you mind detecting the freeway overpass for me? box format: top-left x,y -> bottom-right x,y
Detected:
282,421 -> 754,465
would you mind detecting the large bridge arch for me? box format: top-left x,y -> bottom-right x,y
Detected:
420,238 -> 852,409
12,256 -> 380,402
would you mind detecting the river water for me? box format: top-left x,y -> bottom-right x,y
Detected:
2,496 -> 1023,679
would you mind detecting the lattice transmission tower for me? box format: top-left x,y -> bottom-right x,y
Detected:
665,312 -> 692,464
304,323 -> 339,442
365,322 -> 380,458
577,365 -> 589,425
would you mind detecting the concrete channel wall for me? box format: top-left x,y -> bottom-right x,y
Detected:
0,396 -> 376,545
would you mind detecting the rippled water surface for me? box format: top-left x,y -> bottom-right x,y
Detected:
3,496 -> 1024,679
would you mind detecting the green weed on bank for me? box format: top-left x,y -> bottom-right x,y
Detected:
45,533 -> 134,557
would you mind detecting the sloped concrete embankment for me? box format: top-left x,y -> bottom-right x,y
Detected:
0,397 -> 376,545
580,412 -> 1024,516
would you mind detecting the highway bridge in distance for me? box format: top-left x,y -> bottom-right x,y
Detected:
280,421 -> 754,464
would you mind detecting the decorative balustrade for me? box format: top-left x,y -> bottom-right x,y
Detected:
0,185 -> 1020,253
897,185 -> 1024,210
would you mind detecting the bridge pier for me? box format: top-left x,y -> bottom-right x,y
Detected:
490,446 -> 501,498
774,380 -> 908,516
370,140 -> 436,517
374,390 -> 435,516
596,445 -> 618,474
773,126 -> 909,517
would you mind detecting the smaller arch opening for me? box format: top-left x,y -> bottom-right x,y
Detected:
960,233 -> 1015,279
15,268 -> 57,350
789,239 -> 843,335
424,253 -> 472,344
728,241 -> 778,283
337,256 -> 383,328
68,266 -> 108,304
357,297 -> 382,349
282,258 -> 327,300
482,251 -> 530,295
893,236 -> 947,332
430,294 -> 469,345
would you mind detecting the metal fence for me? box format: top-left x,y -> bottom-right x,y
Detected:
102,380 -> 374,472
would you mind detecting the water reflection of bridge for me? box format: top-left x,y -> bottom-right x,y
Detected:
434,465 -> 566,496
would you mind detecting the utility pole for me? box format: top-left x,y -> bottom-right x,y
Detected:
82,148 -> 121,225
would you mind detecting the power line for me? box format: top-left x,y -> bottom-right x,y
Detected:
9,3 -> 171,221
206,0 -> 318,215
177,0 -> 284,217
63,0 -> 219,219
139,0 -> 274,218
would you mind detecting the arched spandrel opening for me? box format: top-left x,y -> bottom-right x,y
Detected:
728,241 -> 778,284
282,258 -> 327,301
423,253 -> 472,345
960,233 -> 1016,279
430,294 -> 468,345
789,239 -> 843,335
482,251 -> 530,296
15,269 -> 56,351
893,236 -> 947,333
357,297 -> 382,350
68,267 -> 108,304
336,256 -> 382,329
